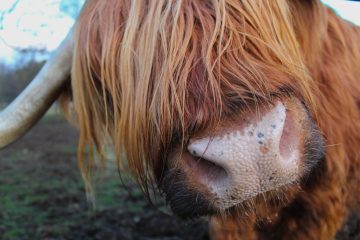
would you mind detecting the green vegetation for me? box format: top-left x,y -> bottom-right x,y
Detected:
0,112 -> 148,240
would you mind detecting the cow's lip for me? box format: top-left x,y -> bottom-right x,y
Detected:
160,168 -> 217,219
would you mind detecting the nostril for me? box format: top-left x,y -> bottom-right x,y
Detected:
183,152 -> 228,185
279,109 -> 300,161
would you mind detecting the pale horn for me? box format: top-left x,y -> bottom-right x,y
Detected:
0,30 -> 73,149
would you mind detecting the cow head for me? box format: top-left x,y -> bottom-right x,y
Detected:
0,0 -> 326,219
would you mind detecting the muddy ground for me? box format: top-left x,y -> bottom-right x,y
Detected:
0,112 -> 359,240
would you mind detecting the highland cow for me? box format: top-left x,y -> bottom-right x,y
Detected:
1,0 -> 359,239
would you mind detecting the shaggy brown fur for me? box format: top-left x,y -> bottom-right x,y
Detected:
62,0 -> 360,239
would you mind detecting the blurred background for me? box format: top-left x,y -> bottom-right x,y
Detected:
0,1 -> 359,240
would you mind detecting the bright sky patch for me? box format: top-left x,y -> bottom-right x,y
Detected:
0,0 -> 358,64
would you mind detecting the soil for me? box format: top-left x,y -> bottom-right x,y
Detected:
0,113 -> 359,240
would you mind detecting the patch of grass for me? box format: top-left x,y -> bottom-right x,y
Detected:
0,117 -> 164,240
0,194 -> 49,240
0,152 -> 144,240
39,106 -> 64,123
54,145 -> 78,155
95,178 -> 124,209
2,227 -> 26,240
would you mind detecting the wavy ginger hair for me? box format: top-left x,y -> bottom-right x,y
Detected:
59,0 -> 360,238
69,0 -> 358,199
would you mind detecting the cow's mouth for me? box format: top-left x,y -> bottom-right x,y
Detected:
161,170 -> 218,218
161,99 -> 324,218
